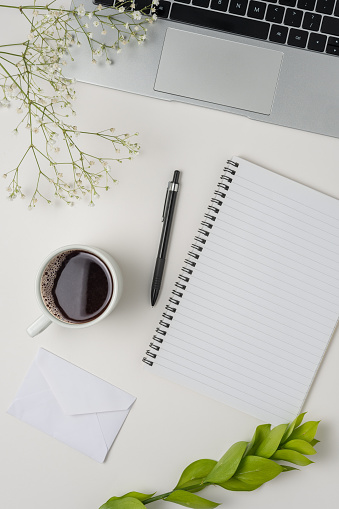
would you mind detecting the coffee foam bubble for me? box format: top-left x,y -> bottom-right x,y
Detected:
40,250 -> 74,323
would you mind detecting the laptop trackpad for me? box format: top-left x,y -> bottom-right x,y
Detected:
154,29 -> 283,115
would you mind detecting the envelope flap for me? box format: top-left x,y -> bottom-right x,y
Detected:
36,349 -> 136,415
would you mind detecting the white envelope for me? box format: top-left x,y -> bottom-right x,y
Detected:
7,348 -> 136,462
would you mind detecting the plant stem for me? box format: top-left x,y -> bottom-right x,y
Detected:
142,483 -> 206,505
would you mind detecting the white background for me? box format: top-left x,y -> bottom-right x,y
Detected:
1,2 -> 339,509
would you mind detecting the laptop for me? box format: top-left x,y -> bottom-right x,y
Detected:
67,0 -> 339,138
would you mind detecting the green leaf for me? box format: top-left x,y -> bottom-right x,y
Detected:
99,496 -> 146,509
310,439 -> 320,446
219,478 -> 263,491
245,424 -> 271,456
175,459 -> 217,491
255,424 -> 288,458
205,441 -> 248,484
282,439 -> 317,455
288,421 -> 320,443
271,449 -> 314,466
233,455 -> 284,485
165,490 -> 219,509
281,465 -> 299,472
281,413 -> 307,444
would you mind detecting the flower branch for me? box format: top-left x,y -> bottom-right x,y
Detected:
0,0 -> 158,207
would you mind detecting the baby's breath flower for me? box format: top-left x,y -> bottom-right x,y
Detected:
1,1 -> 156,207
76,4 -> 86,17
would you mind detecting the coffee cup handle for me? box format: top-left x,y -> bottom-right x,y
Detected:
27,315 -> 52,337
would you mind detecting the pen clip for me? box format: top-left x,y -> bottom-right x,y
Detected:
162,183 -> 171,222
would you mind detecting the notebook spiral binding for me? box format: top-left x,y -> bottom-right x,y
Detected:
142,160 -> 239,366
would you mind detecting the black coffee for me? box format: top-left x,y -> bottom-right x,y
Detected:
41,250 -> 113,324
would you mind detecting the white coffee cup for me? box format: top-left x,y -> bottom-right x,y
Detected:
27,245 -> 123,337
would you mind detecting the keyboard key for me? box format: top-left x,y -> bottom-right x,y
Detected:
321,15 -> 339,34
229,0 -> 249,15
315,0 -> 335,13
297,0 -> 316,9
326,42 -> 339,52
328,35 -> 339,44
308,32 -> 327,50
248,0 -> 267,18
284,7 -> 303,25
193,0 -> 210,6
156,0 -> 171,17
266,4 -> 285,21
269,23 -> 289,42
134,0 -> 149,8
211,0 -> 229,11
170,3 -> 270,39
334,0 -> 339,15
288,28 -> 308,46
94,0 -> 114,4
303,12 -> 321,30
174,0 -> 191,3
279,0 -> 296,6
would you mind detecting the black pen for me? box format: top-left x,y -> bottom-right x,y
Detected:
151,170 -> 180,306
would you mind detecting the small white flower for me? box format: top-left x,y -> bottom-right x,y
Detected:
93,20 -> 99,27
132,10 -> 142,20
87,12 -> 93,18
118,6 -> 125,12
76,4 -> 86,17
101,29 -> 107,35
106,58 -> 112,65
97,3 -> 103,10
92,58 -> 97,64
88,32 -> 93,39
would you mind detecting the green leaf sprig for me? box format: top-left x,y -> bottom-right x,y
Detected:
99,413 -> 320,509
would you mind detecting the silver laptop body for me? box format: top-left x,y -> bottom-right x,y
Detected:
68,0 -> 339,138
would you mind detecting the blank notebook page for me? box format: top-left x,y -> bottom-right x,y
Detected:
143,157 -> 339,424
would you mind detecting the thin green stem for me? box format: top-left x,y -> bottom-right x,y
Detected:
142,483 -> 207,505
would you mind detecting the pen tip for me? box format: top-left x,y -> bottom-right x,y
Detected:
151,288 -> 159,307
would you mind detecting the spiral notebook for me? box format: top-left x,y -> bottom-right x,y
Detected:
143,157 -> 339,424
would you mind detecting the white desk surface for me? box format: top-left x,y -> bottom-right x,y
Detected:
1,4 -> 339,509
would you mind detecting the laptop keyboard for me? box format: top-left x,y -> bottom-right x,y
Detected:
155,0 -> 339,55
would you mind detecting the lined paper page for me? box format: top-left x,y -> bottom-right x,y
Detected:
148,157 -> 339,424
